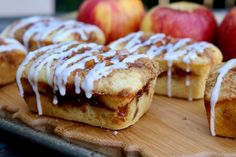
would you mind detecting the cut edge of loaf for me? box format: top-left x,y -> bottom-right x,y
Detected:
23,78 -> 156,130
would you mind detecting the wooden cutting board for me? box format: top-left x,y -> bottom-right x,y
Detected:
0,83 -> 235,157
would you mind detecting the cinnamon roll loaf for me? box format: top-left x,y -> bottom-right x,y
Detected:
205,59 -> 236,138
1,16 -> 106,51
0,37 -> 26,85
16,41 -> 159,130
110,32 -> 223,100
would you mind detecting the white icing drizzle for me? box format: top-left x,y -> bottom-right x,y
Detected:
23,21 -> 49,49
9,16 -> 43,37
51,21 -> 98,43
0,37 -> 27,53
53,44 -> 101,96
124,32 -> 144,50
146,46 -> 161,59
7,17 -> 101,50
74,72 -> 81,94
182,42 -> 209,100
81,54 -> 147,98
130,33 -> 166,53
24,41 -> 77,115
55,48 -> 116,97
109,32 -> 210,100
53,28 -> 88,42
16,41 -> 76,96
57,55 -> 99,96
185,64 -> 192,101
53,95 -> 58,105
39,21 -> 62,41
167,61 -> 173,97
109,32 -> 144,50
50,21 -> 77,43
163,39 -> 191,97
0,45 -> 24,52
45,42 -> 94,86
17,41 -> 146,115
210,59 -> 236,136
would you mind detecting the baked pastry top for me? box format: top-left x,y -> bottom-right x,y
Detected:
17,41 -> 158,116
0,36 -> 27,85
1,16 -> 106,51
110,32 -> 222,66
110,32 -> 222,100
205,59 -> 236,136
205,62 -> 236,103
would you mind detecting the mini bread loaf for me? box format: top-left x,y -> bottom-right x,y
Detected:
0,37 -> 26,85
205,59 -> 236,138
110,32 -> 223,100
16,41 -> 159,130
1,16 -> 106,51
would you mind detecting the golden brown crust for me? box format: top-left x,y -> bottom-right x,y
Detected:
23,78 -> 156,130
110,32 -> 222,100
204,64 -> 236,102
21,45 -> 158,97
18,42 -> 159,129
204,62 -> 236,138
156,71 -> 209,99
205,99 -> 236,138
110,33 -> 222,67
0,52 -> 25,85
21,60 -> 158,105
156,44 -> 221,100
0,37 -> 26,85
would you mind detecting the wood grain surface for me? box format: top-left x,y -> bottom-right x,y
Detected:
0,83 -> 235,157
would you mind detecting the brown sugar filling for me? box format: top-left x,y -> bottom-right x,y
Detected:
158,67 -> 193,79
22,78 -> 152,118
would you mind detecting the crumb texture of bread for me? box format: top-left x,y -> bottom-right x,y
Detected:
205,59 -> 236,138
109,32 -> 222,100
1,16 -> 106,51
17,41 -> 159,129
0,37 -> 26,85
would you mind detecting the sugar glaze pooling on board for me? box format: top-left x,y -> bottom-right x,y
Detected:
16,41 -> 148,115
210,59 -> 236,136
110,32 -> 210,101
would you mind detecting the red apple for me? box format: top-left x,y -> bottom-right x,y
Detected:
217,8 -> 236,60
77,0 -> 145,44
141,2 -> 217,42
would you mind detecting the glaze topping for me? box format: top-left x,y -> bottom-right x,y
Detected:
4,16 -> 103,50
110,32 -> 210,100
16,41 -> 148,115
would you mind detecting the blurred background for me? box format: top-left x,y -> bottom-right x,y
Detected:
55,0 -> 236,12
0,0 -> 231,30
0,0 -> 235,18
